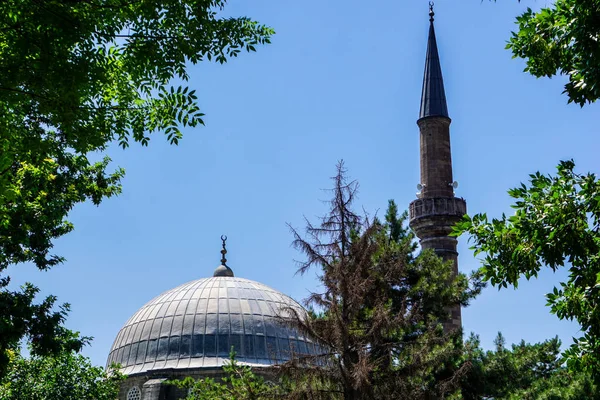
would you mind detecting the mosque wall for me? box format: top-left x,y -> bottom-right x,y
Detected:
119,367 -> 278,400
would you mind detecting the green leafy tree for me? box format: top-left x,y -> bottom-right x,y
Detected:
171,351 -> 286,400
461,333 -> 597,400
0,347 -> 123,400
0,281 -> 87,378
500,0 -> 600,105
455,160 -> 600,381
283,162 -> 483,400
0,0 -> 273,374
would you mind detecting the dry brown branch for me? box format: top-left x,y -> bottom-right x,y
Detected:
279,161 -> 474,399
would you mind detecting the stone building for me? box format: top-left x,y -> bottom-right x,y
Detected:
106,5 -> 467,399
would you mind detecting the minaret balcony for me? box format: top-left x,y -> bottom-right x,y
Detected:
409,197 -> 467,238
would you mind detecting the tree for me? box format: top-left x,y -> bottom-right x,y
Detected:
171,351 -> 287,400
501,0 -> 600,106
460,333 -> 597,400
0,0 -> 273,374
283,162 -> 483,400
0,281 -> 87,378
455,160 -> 600,381
0,347 -> 123,400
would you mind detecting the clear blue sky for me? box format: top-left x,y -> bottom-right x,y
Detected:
8,0 -> 600,367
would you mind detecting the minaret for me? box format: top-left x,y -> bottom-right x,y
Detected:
409,4 -> 466,332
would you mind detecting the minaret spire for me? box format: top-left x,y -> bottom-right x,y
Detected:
420,2 -> 449,120
409,4 -> 466,333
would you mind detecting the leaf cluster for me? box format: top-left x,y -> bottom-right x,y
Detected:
455,160 -> 600,381
0,279 -> 89,377
0,345 -> 123,400
0,0 -> 272,377
0,0 -> 273,268
505,0 -> 600,105
170,351 -> 286,400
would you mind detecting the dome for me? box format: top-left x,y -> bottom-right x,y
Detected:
107,276 -> 318,376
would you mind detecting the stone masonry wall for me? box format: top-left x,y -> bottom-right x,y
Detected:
417,117 -> 454,198
410,115 -> 464,332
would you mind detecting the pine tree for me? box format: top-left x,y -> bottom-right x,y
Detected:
460,332 -> 598,399
282,162 -> 483,400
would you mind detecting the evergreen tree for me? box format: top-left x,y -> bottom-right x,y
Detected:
282,162 -> 483,400
461,332 -> 598,400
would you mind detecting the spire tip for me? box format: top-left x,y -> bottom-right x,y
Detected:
429,1 -> 435,22
220,235 -> 228,266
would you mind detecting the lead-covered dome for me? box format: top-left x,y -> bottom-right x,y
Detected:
107,275 -> 318,375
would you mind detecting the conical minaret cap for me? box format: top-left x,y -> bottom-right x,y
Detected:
419,3 -> 449,120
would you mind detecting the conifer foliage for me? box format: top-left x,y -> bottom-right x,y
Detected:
461,333 -> 597,399
283,162 -> 483,400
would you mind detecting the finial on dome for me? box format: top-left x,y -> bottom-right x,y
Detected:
214,235 -> 234,277
220,235 -> 228,266
429,1 -> 435,22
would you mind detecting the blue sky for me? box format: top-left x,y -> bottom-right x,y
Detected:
8,0 -> 600,367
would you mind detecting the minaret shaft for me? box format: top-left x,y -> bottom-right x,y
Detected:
418,117 -> 454,198
409,7 -> 466,332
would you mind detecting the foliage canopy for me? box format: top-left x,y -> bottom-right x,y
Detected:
456,160 -> 600,381
504,0 -> 600,105
171,352 -> 286,400
461,332 -> 597,399
0,0 -> 272,376
0,347 -> 123,400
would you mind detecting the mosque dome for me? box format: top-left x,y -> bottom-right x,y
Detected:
106,244 -> 318,376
